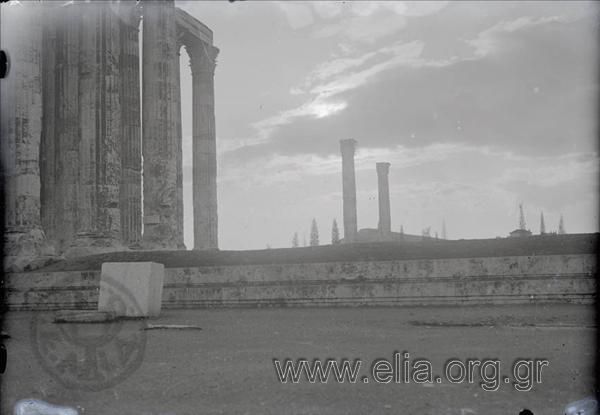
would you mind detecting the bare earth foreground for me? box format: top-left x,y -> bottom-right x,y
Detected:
1,304 -> 596,415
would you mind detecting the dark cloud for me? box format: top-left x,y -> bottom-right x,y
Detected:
247,12 -> 597,160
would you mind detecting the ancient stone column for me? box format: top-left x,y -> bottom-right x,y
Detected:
188,41 -> 219,250
65,3 -> 126,257
175,41 -> 185,248
120,4 -> 143,246
376,162 -> 391,237
40,3 -> 59,246
0,2 -> 53,270
141,0 -> 185,249
75,3 -> 98,251
96,5 -> 125,250
43,5 -> 81,253
39,2 -> 130,257
340,139 -> 358,243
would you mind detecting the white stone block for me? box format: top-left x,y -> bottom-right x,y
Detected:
98,262 -> 164,317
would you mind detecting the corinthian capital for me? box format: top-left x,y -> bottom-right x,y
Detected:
187,41 -> 219,76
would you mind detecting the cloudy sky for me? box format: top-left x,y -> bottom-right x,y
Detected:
176,1 -> 599,250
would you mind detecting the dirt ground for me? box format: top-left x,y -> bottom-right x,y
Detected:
1,304 -> 596,415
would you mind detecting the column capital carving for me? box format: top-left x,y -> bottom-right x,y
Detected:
376,162 -> 391,175
186,41 -> 219,76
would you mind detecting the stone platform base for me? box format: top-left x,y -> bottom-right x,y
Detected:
3,229 -> 56,273
4,253 -> 596,310
63,233 -> 127,259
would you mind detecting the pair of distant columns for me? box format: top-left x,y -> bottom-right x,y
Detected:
340,139 -> 391,242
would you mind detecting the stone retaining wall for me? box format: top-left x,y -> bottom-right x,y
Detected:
5,254 -> 596,310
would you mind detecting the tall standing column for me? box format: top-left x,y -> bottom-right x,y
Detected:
376,162 -> 391,238
52,5 -> 81,253
175,41 -> 185,248
40,4 -> 58,246
188,41 -> 219,250
340,139 -> 358,243
141,0 -> 185,249
39,2 -> 129,257
1,2 -> 53,270
65,3 -> 126,257
120,3 -> 142,246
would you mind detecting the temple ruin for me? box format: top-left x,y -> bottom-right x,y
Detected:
339,140 -> 426,243
1,1 -> 219,270
1,1 -> 594,315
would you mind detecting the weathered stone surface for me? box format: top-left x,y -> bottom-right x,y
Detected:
376,162 -> 391,237
340,139 -> 358,243
188,41 -> 219,250
1,3 -> 55,271
5,253 -> 596,310
120,3 -> 143,246
175,44 -> 185,250
39,4 -> 58,250
98,262 -> 165,317
39,2 -> 132,257
64,3 -> 126,257
4,1 -> 219,267
141,0 -> 185,250
45,6 -> 81,253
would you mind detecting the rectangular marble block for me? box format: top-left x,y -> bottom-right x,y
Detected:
99,262 -> 164,317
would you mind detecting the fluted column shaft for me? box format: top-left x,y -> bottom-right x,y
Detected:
141,0 -> 184,249
64,4 -> 124,256
120,5 -> 142,246
40,4 -> 58,243
52,6 -> 81,252
39,3 -> 128,256
0,4 -> 43,232
0,2 -> 52,269
175,43 -> 185,248
189,41 -> 219,250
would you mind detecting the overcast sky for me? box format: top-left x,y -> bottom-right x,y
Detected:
176,1 -> 599,250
